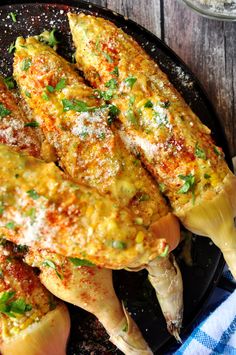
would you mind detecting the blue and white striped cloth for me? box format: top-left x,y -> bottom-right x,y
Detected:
174,157 -> 236,355
175,271 -> 236,354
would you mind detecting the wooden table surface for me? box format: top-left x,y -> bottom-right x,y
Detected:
85,0 -> 236,158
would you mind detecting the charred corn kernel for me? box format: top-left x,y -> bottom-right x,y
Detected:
136,231 -> 145,243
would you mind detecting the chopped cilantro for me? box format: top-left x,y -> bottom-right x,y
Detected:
46,85 -> 54,93
9,12 -> 17,23
8,42 -> 15,54
62,99 -> 94,112
112,240 -> 127,249
48,29 -> 60,47
112,66 -> 119,76
107,104 -> 120,125
5,221 -> 15,230
105,78 -> 117,89
25,90 -> 31,98
27,189 -> 40,200
0,201 -> 4,215
21,58 -> 32,71
126,109 -> 138,125
125,76 -> 137,89
159,183 -> 166,193
42,259 -> 63,279
55,78 -> 66,91
178,174 -> 195,194
10,299 -> 32,314
213,146 -> 222,157
3,76 -> 15,90
129,96 -> 135,105
25,208 -> 36,224
144,100 -> 153,108
24,121 -> 39,128
160,245 -> 169,257
102,51 -> 113,63
204,173 -> 211,179
42,92 -> 49,101
0,103 -> 11,118
0,291 -> 32,317
195,143 -> 206,160
69,257 -> 95,267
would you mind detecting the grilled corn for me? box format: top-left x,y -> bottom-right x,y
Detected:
69,13 -> 236,278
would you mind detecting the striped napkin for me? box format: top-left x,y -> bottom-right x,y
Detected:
175,284 -> 236,354
173,157 -> 236,355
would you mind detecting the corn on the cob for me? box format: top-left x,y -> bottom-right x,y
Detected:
0,85 -> 153,354
0,240 -> 70,355
12,36 -> 184,337
68,13 -> 236,278
0,144 -> 164,269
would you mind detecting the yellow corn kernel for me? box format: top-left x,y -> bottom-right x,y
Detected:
136,231 -> 145,243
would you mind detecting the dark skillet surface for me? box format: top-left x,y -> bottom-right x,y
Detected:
0,1 -> 228,354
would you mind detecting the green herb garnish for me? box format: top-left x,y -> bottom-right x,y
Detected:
48,29 -> 60,47
25,90 -> 31,98
105,78 -> 117,89
0,103 -> 11,118
42,92 -> 49,101
27,189 -> 40,200
112,241 -> 127,249
125,76 -> 137,89
42,260 -> 63,279
24,121 -> 39,128
213,146 -> 222,157
126,109 -> 138,125
9,12 -> 17,23
102,51 -> 113,63
107,104 -> 120,125
8,42 -> 15,54
62,99 -> 94,112
195,143 -> 206,160
69,257 -> 95,267
5,221 -> 15,230
0,291 -> 32,317
21,58 -> 32,71
204,173 -> 211,179
144,100 -> 153,108
178,174 -> 195,194
160,245 -> 169,257
0,201 -> 4,215
112,66 -> 119,76
3,77 -> 15,90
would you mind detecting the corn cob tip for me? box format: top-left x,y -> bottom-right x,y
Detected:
177,172 -> 236,278
1,302 -> 70,355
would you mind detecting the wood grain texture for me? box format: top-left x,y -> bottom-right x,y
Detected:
83,0 -> 236,157
164,0 -> 236,157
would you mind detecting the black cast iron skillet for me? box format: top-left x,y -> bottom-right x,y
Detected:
0,1 -> 231,353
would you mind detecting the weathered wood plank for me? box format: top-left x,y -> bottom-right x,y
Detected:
164,0 -> 236,157
83,0 -> 162,38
